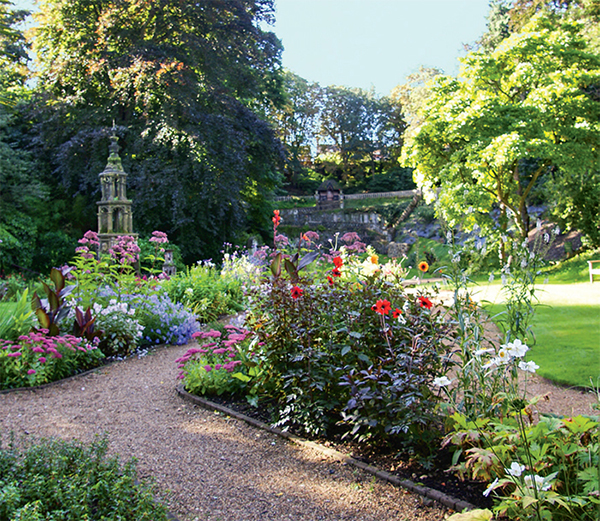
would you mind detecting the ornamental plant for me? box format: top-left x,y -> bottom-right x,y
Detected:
177,325 -> 258,397
92,299 -> 144,358
0,329 -> 104,390
131,293 -> 200,347
0,435 -> 169,520
162,261 -> 244,324
244,227 -> 447,443
433,231 -> 600,521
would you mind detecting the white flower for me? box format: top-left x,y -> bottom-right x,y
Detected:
554,226 -> 560,235
501,274 -> 507,286
519,360 -> 539,373
474,348 -> 495,357
524,474 -> 552,491
520,258 -> 528,269
403,301 -> 411,312
505,462 -> 525,477
543,233 -> 550,243
488,273 -> 495,283
433,376 -> 452,387
483,478 -> 499,497
505,339 -> 529,358
396,314 -> 406,325
529,250 -> 535,260
495,348 -> 510,364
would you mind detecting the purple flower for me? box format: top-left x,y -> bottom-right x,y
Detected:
27,369 -> 36,375
38,357 -> 47,364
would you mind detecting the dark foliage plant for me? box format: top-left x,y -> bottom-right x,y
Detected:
245,252 -> 448,447
0,435 -> 169,520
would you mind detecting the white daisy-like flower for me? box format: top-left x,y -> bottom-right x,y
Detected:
433,376 -> 452,387
519,360 -> 539,373
524,474 -> 552,491
505,339 -> 529,358
505,462 -> 526,477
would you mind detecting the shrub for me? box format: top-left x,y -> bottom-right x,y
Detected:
162,262 -> 244,323
92,299 -> 144,358
132,292 -> 200,347
0,290 -> 33,342
177,325 -> 258,397
0,330 -> 104,390
245,247 -> 448,443
0,435 -> 169,520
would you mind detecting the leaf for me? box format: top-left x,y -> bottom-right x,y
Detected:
348,331 -> 363,339
297,250 -> 319,271
446,509 -> 493,521
284,258 -> 298,281
341,345 -> 351,356
49,267 -> 65,292
231,372 -> 251,382
521,495 -> 538,509
270,253 -> 282,278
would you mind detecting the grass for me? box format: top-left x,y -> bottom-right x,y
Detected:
470,282 -> 600,389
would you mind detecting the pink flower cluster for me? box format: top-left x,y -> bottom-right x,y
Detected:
341,232 -> 367,253
1,331 -> 96,377
149,230 -> 169,244
176,325 -> 251,379
109,235 -> 140,265
76,230 -> 101,259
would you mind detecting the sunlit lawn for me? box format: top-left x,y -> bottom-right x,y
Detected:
470,282 -> 600,389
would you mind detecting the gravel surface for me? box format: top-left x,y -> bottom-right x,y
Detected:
0,344 -> 452,521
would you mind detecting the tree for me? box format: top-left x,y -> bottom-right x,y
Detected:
26,0 -> 285,263
402,14 -> 600,254
317,86 -> 404,190
264,70 -> 323,189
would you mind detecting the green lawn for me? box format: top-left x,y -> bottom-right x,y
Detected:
470,283 -> 600,389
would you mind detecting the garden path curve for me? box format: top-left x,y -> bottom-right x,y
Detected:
0,342 -> 450,521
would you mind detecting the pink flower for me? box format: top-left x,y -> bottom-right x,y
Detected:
27,369 -> 36,375
6,352 -> 21,357
203,365 -> 212,372
38,357 -> 47,364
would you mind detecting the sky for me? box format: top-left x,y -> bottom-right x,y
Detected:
13,0 -> 491,97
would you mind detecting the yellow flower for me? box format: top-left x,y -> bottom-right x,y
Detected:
370,255 -> 379,264
418,261 -> 429,272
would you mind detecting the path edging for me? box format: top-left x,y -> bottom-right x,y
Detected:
176,384 -> 475,514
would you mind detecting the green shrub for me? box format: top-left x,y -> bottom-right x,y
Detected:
177,325 -> 258,397
0,435 -> 169,520
443,412 -> 600,521
0,331 -> 104,390
163,262 -> 244,323
0,290 -> 33,342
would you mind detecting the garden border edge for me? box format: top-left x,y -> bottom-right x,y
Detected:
175,384 -> 476,514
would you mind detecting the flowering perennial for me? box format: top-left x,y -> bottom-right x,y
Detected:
0,330 -> 103,389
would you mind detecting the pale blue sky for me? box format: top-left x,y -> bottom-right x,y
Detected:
12,0 -> 491,96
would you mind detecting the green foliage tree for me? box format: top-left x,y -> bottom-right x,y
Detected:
265,70 -> 322,190
25,0 -> 285,264
402,14 -> 600,254
316,86 -> 404,191
0,0 -> 53,274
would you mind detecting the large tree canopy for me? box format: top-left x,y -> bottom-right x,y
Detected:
402,14 -> 600,251
27,0 -> 285,263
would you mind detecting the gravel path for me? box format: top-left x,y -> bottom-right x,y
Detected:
0,344 -> 450,521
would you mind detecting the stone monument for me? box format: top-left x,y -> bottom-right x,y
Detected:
97,127 -> 137,254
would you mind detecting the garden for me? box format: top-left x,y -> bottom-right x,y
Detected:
1,216 -> 598,521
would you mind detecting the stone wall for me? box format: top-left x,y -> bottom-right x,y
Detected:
278,208 -> 392,252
